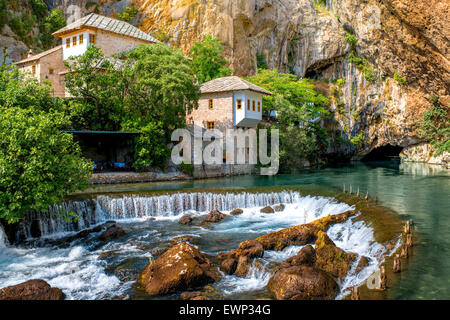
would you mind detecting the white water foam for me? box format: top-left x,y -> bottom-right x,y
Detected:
0,225 -> 7,249
327,216 -> 391,299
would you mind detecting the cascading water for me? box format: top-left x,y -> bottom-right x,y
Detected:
16,191 -> 303,240
0,189 -> 397,300
0,225 -> 7,249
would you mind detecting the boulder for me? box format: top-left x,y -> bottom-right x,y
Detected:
99,224 -> 126,241
218,240 -> 264,276
230,208 -> 244,215
179,214 -> 196,225
355,256 -> 370,274
220,258 -> 237,275
99,249 -> 120,259
138,242 -> 220,296
0,280 -> 64,300
281,245 -> 316,268
202,210 -> 227,223
179,291 -> 211,300
267,266 -> 339,300
255,210 -> 356,251
314,231 -> 357,280
234,256 -> 251,277
260,206 -> 275,214
274,204 -> 285,212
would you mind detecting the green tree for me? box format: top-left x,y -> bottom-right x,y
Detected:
64,45 -> 125,130
2,51 -> 60,113
117,6 -> 139,23
247,69 -> 330,170
122,44 -> 201,170
190,34 -> 233,83
0,107 -> 92,224
418,96 -> 450,156
40,9 -> 66,49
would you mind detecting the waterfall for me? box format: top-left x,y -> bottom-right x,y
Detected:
0,224 -> 7,248
15,191 -> 302,240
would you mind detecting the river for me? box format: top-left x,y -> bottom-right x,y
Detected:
0,160 -> 448,300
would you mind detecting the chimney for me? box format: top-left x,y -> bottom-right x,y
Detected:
27,49 -> 34,58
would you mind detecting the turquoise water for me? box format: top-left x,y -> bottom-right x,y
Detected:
83,160 -> 450,300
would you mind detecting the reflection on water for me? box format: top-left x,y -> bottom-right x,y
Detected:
82,160 -> 450,300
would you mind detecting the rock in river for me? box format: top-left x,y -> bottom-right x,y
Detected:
99,224 -> 126,241
178,214 -> 196,225
260,206 -> 275,214
138,242 -> 220,296
0,280 -> 64,300
267,265 -> 339,300
202,209 -> 227,223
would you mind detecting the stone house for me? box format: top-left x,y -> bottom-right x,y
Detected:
187,76 -> 272,131
15,13 -> 158,97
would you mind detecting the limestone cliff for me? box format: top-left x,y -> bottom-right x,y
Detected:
2,0 -> 449,166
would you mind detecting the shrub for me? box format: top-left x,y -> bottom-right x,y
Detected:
394,72 -> 407,86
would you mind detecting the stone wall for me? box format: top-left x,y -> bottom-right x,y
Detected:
187,92 -> 235,131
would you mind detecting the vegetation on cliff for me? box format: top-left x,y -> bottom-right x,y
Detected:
190,35 -> 233,84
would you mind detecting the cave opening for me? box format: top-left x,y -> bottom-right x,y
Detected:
362,144 -> 404,161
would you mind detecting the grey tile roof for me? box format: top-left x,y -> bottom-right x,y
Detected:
52,13 -> 158,44
200,76 -> 272,95
15,46 -> 62,65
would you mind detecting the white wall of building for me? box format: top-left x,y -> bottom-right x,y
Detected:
233,90 -> 263,127
62,31 -> 91,60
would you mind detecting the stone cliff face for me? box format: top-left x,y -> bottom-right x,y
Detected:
2,0 -> 448,166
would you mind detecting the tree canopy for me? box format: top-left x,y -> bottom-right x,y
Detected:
190,35 -> 233,84
247,69 -> 330,171
0,55 -> 91,223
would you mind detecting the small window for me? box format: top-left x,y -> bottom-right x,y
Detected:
32,65 -> 36,74
258,101 -> 261,112
89,34 -> 96,44
252,100 -> 256,111
66,38 -> 70,48
236,99 -> 242,110
79,34 -> 84,44
208,99 -> 213,110
247,100 -> 250,110
72,36 -> 77,46
49,68 -> 54,75
207,121 -> 215,130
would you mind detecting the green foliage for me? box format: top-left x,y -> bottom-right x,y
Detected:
418,96 -> 450,156
0,107 -> 92,223
350,132 -> 364,150
179,162 -> 194,175
29,0 -> 47,19
0,0 -> 7,30
117,6 -> 139,23
246,69 -> 329,122
190,35 -> 233,84
151,27 -> 171,43
126,121 -> 170,172
394,72 -> 407,86
9,14 -> 36,45
348,53 -> 377,83
313,0 -> 327,11
247,69 -> 330,170
65,44 -> 200,169
1,52 -> 60,113
256,52 -> 269,69
344,32 -> 357,50
124,43 -> 201,131
335,78 -> 346,87
0,55 -> 91,223
40,9 -> 66,49
64,45 -> 125,131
